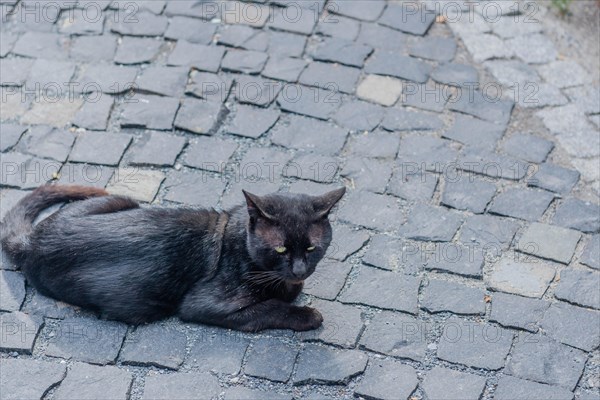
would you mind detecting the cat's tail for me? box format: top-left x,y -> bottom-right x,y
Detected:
1,184 -> 108,260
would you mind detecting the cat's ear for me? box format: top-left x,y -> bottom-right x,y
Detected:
242,190 -> 275,221
312,187 -> 346,219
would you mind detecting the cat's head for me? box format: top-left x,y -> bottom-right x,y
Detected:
243,188 -> 346,283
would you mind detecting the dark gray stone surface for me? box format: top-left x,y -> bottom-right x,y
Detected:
300,299 -> 363,348
540,302 -> 600,351
0,311 -> 42,354
128,132 -> 186,167
121,95 -> 180,130
271,115 -> 347,154
437,316 -> 513,370
553,198 -> 600,233
554,268 -> 600,309
388,170 -> 438,202
338,191 -> 404,231
299,61 -> 360,94
294,344 -> 368,385
355,359 -> 418,400
244,337 -> 297,382
506,334 -> 586,390
0,359 -> 66,400
421,279 -> 486,315
277,85 -> 341,120
120,324 -> 187,370
262,56 -> 307,82
73,95 -> 114,131
135,66 -> 189,97
529,163 -> 580,194
449,90 -> 514,125
221,49 -> 269,74
164,16 -> 216,44
142,372 -> 221,400
365,51 -> 432,83
400,204 -> 463,242
174,98 -> 224,135
517,222 -> 581,264
494,375 -> 574,400
114,37 -> 161,64
345,131 -> 400,158
397,135 -> 458,172
303,259 -> 352,301
490,292 -> 550,332
187,328 -> 249,375
488,256 -> 556,298
340,158 -> 392,194
422,366 -> 487,400
581,235 -> 600,270
0,270 -> 26,311
379,3 -> 435,35
54,363 -> 132,400
443,114 -> 506,148
381,108 -> 443,131
442,177 -> 496,213
409,37 -> 457,62
0,124 -> 27,152
424,243 -> 485,277
311,37 -> 372,68
501,133 -> 554,163
459,214 -> 520,252
20,127 -> 75,163
69,132 -> 132,166
431,63 -> 479,87
183,137 -> 238,172
168,41 -> 225,73
488,188 -> 555,221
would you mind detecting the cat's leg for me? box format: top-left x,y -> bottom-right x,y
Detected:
178,294 -> 323,332
60,195 -> 139,217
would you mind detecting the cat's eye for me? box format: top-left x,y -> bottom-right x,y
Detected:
274,246 -> 287,254
306,246 -> 316,252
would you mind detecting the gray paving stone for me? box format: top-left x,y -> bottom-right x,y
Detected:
355,359 -> 418,400
0,270 -> 26,311
0,358 -> 66,400
70,131 -> 132,166
507,33 -> 558,64
226,105 -> 279,139
58,8 -> 105,35
578,390 -> 600,400
186,71 -> 233,103
488,188 -> 555,221
106,168 -> 165,202
519,83 -> 569,108
167,41 -> 225,73
345,131 -> 399,158
54,363 -> 132,400
0,190 -> 29,225
12,32 -> 69,60
142,372 -> 221,400
114,36 -> 161,64
488,256 -> 556,298
422,366 -> 487,400
268,6 -> 317,35
69,35 -> 117,62
22,289 -> 79,319
128,132 -> 186,167
379,3 -> 435,35
443,114 -> 505,149
356,22 -> 406,50
0,311 -> 43,353
45,317 -> 127,364
187,327 -> 249,375
448,90 -> 514,125
494,375 -> 574,400
459,148 -> 529,181
234,74 -> 282,106
356,74 -> 403,106
484,59 -> 540,87
553,198 -> 600,234
388,169 -> 438,202
425,243 -> 485,278
564,85 -> 600,114
73,95 -> 114,131
284,153 -> 338,183
300,299 -> 363,349
164,16 -> 216,44
277,85 -> 341,120
398,135 -> 458,172
400,204 -> 463,242
21,126 -> 75,162
518,222 -> 581,264
332,0 -> 386,21
262,56 -> 307,82
333,100 -> 384,132
491,17 -> 543,39
184,137 -> 238,172
0,31 -> 18,57
461,34 -> 511,63
1,152 -> 61,190
244,338 -> 297,382
267,30 -> 307,58
25,59 -> 76,93
316,15 -> 360,40
340,158 -> 392,193
221,49 -> 268,74
359,311 -> 428,361
303,259 -> 352,300
0,124 -> 27,152
555,268 -> 600,310
337,191 -> 403,231
442,177 -> 496,213
111,11 -> 167,36
163,172 -> 226,206
339,265 -> 420,314
326,225 -> 369,262
409,37 -> 456,62
506,334 -> 586,389
299,61 -> 360,94
437,316 -> 513,370
164,0 -> 220,19
236,146 -> 291,182
220,1 -> 270,28
135,66 -> 188,98
489,292 -> 550,332
224,387 -> 290,400
362,236 -> 421,274
120,324 -> 187,370
422,279 -> 486,315
220,180 -> 282,210
76,64 -> 138,94
311,37 -> 373,68
217,24 -> 258,48
366,51 -> 431,83
21,97 -> 84,128
540,302 -> 600,351
381,108 -> 443,132
175,97 -> 224,135
294,344 -> 367,385
271,115 -> 347,154
431,63 -> 479,87
581,235 -> 599,270
399,82 -> 448,112
501,133 -> 554,163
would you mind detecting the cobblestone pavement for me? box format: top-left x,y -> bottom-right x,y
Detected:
1,0 -> 599,399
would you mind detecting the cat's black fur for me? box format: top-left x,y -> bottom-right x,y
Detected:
1,184 -> 345,331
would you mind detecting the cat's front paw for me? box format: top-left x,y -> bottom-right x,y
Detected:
288,306 -> 323,331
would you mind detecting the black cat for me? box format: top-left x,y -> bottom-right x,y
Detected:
1,184 -> 345,331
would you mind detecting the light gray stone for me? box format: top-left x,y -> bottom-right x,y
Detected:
142,373 -> 221,400
294,345 -> 368,385
0,270 -> 26,311
490,292 -> 549,332
540,302 -> 600,351
554,268 -> 600,309
488,256 -> 555,298
422,367 -> 486,400
421,279 -> 486,315
517,222 -> 581,264
0,359 -> 66,400
355,359 -> 418,400
507,33 -> 558,64
495,375 -> 574,400
54,363 -> 132,400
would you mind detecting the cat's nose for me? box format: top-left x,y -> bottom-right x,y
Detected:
292,260 -> 308,279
